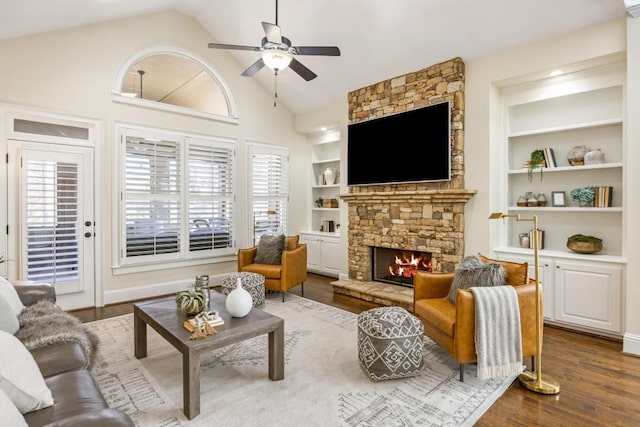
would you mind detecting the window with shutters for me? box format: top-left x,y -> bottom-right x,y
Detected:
119,126 -> 236,266
248,143 -> 289,245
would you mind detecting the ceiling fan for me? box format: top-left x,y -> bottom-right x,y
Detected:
207,0 -> 340,81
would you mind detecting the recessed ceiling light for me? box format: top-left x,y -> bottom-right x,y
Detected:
549,70 -> 562,77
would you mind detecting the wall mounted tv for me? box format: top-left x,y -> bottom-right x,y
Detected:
347,101 -> 451,186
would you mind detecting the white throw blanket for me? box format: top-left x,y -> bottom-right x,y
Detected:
470,286 -> 524,379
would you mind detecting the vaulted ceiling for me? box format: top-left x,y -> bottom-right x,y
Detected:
0,0 -> 629,115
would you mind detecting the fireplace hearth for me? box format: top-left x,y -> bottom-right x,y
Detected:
372,247 -> 432,288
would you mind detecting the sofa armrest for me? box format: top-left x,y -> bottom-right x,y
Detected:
43,408 -> 135,427
413,271 -> 454,303
281,244 -> 308,289
237,247 -> 258,271
13,281 -> 56,306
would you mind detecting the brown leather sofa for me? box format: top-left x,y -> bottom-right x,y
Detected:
238,235 -> 307,302
13,282 -> 134,427
413,269 -> 538,381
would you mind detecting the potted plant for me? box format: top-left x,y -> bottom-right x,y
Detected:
176,289 -> 205,315
315,197 -> 324,208
527,149 -> 546,182
570,186 -> 595,207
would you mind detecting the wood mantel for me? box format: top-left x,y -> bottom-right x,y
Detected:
340,189 -> 477,204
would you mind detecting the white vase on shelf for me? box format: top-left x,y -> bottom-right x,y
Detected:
225,278 -> 252,317
323,168 -> 336,185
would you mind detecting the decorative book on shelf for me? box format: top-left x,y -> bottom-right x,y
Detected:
543,147 -> 557,168
594,186 -> 613,207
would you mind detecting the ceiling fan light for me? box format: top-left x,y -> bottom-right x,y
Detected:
261,49 -> 293,70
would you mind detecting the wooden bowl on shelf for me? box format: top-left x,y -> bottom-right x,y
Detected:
567,240 -> 602,254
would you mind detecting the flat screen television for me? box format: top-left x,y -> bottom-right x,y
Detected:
347,101 -> 451,186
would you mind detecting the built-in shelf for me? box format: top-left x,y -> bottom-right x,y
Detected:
494,246 -> 626,264
509,162 -> 622,175
508,117 -> 623,138
509,206 -> 623,213
312,158 -> 340,165
312,184 -> 340,189
495,63 -> 626,336
312,207 -> 340,211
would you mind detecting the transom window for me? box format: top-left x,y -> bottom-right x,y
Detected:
113,47 -> 238,122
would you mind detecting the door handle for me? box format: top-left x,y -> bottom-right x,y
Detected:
85,221 -> 92,227
84,232 -> 92,238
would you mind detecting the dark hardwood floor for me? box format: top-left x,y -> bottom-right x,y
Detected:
71,273 -> 640,426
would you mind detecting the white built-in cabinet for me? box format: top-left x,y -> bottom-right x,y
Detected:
301,129 -> 341,277
492,61 -> 626,337
309,130 -> 341,231
299,232 -> 340,277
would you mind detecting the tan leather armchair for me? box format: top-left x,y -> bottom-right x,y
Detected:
238,235 -> 307,302
413,270 -> 538,381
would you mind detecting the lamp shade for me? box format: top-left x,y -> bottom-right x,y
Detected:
261,49 -> 293,70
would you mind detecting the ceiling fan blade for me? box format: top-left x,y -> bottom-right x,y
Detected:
262,22 -> 282,44
288,58 -> 317,81
241,58 -> 266,77
291,46 -> 341,56
208,42 -> 262,52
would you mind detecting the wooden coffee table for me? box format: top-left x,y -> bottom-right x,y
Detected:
133,291 -> 284,419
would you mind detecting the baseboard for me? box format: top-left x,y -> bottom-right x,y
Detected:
102,273 -> 233,306
623,333 -> 640,357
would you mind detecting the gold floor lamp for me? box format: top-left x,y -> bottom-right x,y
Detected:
489,212 -> 560,395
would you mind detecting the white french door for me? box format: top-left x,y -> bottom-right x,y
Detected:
8,140 -> 95,310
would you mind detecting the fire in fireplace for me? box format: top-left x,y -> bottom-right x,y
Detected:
372,247 -> 432,287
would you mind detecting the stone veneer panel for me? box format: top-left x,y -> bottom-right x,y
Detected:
343,57 -> 474,281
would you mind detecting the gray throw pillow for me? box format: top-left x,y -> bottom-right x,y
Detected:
254,234 -> 286,265
446,255 -> 506,304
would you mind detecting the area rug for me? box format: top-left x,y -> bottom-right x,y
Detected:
87,293 -> 517,426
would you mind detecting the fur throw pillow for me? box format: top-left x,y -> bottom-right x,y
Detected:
254,234 -> 286,265
446,255 -> 507,304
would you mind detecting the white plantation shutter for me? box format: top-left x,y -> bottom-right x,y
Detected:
187,139 -> 234,251
120,128 -> 236,265
25,160 -> 79,283
249,144 -> 289,244
124,136 -> 181,259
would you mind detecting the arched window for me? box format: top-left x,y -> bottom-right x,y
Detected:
113,46 -> 238,122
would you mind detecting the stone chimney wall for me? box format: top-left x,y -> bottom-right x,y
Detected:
343,57 -> 474,280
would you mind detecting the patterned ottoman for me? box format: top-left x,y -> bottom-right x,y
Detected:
357,306 -> 424,381
220,272 -> 265,309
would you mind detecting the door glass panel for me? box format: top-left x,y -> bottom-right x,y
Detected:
25,160 -> 79,284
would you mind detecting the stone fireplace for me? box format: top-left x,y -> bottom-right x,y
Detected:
332,57 -> 475,309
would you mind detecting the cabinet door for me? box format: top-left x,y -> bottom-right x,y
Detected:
320,238 -> 340,276
496,254 -> 554,320
302,236 -> 322,271
554,260 -> 622,333
528,258 -> 554,321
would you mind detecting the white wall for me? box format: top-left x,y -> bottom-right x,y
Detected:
623,15 -> 640,355
0,11 -> 309,304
